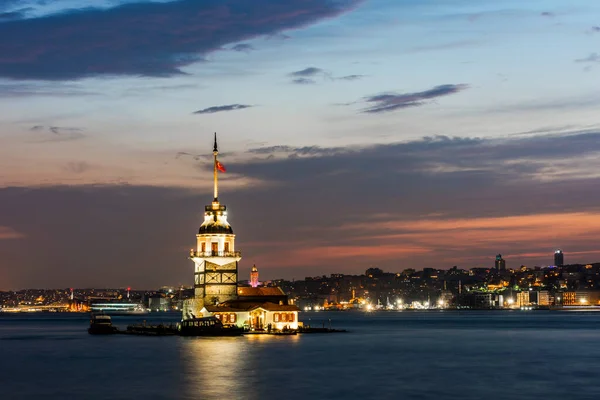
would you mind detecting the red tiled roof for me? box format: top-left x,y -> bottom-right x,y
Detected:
204,305 -> 242,312
250,302 -> 300,312
237,287 -> 285,297
211,300 -> 300,312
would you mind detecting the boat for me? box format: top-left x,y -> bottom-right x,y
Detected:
124,322 -> 178,336
179,316 -> 244,337
88,313 -> 118,335
88,300 -> 148,316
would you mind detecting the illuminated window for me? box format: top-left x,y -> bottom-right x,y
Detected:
289,313 -> 295,322
274,313 -> 279,322
212,242 -> 218,253
215,314 -> 221,320
224,242 -> 230,252
281,313 -> 287,322
201,243 -> 206,252
229,314 -> 236,323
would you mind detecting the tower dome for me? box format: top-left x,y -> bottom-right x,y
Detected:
198,204 -> 234,234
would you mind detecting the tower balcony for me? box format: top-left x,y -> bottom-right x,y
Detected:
190,250 -> 241,258
206,204 -> 226,212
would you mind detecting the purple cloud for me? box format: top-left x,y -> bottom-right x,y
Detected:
193,104 -> 253,115
575,53 -> 600,63
231,43 -> 254,52
0,0 -> 362,80
291,78 -> 316,85
289,67 -> 324,77
361,84 -> 469,114
337,74 -> 365,81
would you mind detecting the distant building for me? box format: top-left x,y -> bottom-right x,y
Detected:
528,290 -> 550,306
554,250 -> 564,267
250,265 -> 259,288
495,254 -> 506,271
560,291 -> 600,306
517,291 -> 530,307
148,294 -> 170,312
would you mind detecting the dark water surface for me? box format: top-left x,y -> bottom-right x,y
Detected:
1,311 -> 600,400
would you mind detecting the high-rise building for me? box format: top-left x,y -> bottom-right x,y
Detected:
554,250 -> 564,267
495,254 -> 506,271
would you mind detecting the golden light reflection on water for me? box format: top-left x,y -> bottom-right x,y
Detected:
244,333 -> 300,344
179,335 -> 301,399
180,337 -> 248,399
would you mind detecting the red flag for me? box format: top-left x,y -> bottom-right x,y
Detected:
216,160 -> 226,173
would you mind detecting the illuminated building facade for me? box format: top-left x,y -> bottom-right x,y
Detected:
183,134 -> 299,329
183,134 -> 241,319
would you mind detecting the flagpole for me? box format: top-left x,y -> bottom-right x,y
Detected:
213,132 -> 218,202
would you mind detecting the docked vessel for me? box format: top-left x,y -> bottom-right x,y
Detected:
89,299 -> 148,316
125,322 -> 178,336
179,316 -> 244,337
88,313 -> 118,335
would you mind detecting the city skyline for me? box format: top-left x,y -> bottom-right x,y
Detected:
2,0 -> 600,289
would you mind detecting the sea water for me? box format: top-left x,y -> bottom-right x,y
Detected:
1,311 -> 600,400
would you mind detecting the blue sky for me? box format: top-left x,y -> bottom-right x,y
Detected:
1,0 -> 600,288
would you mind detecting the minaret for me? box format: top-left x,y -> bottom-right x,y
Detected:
250,265 -> 259,288
184,133 -> 241,319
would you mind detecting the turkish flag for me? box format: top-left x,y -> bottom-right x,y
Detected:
216,160 -> 226,173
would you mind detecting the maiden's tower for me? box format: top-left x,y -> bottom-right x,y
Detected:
182,134 -> 299,331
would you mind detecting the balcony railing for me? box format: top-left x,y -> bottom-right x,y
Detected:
205,205 -> 226,212
190,250 -> 241,258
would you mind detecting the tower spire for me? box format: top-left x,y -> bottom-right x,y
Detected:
213,132 -> 218,202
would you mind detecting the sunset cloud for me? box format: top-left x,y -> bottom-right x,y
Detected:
360,84 -> 469,113
0,0 -> 362,80
291,78 -> 317,85
231,43 -> 254,53
0,226 -> 25,240
289,67 -> 324,77
193,104 -> 253,115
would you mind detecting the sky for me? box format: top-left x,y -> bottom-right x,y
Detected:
1,0 -> 600,289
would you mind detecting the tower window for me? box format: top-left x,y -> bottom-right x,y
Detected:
201,243 -> 206,252
211,242 -> 218,253
224,242 -> 230,252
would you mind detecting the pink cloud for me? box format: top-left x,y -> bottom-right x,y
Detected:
0,226 -> 25,240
